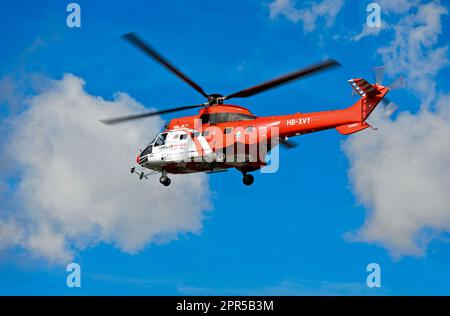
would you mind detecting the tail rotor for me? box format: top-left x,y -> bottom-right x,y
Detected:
386,75 -> 406,90
372,66 -> 406,116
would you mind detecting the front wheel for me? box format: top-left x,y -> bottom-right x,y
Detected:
215,153 -> 226,163
159,175 -> 171,186
243,174 -> 254,186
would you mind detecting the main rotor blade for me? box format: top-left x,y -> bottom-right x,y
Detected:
101,104 -> 206,125
123,32 -> 209,99
224,59 -> 341,100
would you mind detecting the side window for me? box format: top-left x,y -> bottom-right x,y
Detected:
202,130 -> 210,137
180,134 -> 188,140
224,127 -> 233,134
192,132 -> 200,138
246,126 -> 255,133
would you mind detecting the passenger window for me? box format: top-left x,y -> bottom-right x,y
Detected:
192,132 -> 200,138
246,126 -> 255,133
224,127 -> 233,134
180,134 -> 187,140
202,130 -> 210,137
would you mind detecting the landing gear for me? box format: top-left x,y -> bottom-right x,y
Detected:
215,153 -> 226,163
159,171 -> 171,186
160,176 -> 171,186
242,173 -> 254,186
131,167 -> 148,180
239,168 -> 255,186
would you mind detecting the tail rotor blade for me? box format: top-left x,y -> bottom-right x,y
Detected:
382,98 -> 399,116
373,66 -> 385,85
388,75 -> 406,90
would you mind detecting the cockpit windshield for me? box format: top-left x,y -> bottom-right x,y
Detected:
141,144 -> 153,156
141,132 -> 168,156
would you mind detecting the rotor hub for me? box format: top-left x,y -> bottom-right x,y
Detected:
207,94 -> 225,106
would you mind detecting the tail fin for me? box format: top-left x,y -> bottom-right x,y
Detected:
336,78 -> 389,135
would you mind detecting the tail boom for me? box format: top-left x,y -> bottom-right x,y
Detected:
258,78 -> 389,138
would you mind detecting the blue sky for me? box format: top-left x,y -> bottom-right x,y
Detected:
1,0 -> 450,295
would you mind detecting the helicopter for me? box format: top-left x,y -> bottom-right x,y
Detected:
102,33 -> 394,187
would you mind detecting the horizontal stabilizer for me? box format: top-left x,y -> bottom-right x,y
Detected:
348,78 -> 381,98
336,122 -> 370,135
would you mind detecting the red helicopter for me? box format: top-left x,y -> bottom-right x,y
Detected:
102,33 -> 394,187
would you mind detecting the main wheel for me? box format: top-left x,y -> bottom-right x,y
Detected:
243,174 -> 254,186
159,176 -> 171,186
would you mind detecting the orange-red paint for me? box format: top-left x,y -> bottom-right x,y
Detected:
164,84 -> 389,152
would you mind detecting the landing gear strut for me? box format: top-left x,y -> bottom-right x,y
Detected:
159,171 -> 171,186
242,173 -> 254,186
131,167 -> 148,180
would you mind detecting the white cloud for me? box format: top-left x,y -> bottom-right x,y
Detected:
350,1 -> 419,42
178,279 -> 388,295
350,2 -> 448,105
351,23 -> 386,42
0,219 -> 24,251
0,74 -> 210,264
342,2 -> 450,258
377,0 -> 419,14
268,0 -> 345,33
344,94 -> 450,258
378,2 -> 449,105
0,76 -> 25,114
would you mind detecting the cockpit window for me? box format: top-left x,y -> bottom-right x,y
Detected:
141,144 -> 153,156
154,133 -> 168,146
200,112 -> 256,124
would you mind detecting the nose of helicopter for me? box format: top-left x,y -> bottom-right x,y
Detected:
136,154 -> 140,164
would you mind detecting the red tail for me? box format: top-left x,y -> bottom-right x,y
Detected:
336,78 -> 390,135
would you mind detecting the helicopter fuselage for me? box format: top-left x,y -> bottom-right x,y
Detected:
136,86 -> 388,179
